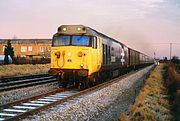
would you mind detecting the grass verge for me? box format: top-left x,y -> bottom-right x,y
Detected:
0,64 -> 50,78
119,64 -> 172,121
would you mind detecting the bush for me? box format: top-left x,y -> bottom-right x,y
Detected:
166,64 -> 180,121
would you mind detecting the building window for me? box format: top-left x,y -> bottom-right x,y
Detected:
21,46 -> 27,52
47,46 -> 51,51
28,46 -> 32,51
40,46 -> 44,52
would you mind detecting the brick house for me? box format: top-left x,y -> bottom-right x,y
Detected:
0,39 -> 51,64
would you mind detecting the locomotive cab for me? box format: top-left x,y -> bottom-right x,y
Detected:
48,25 -> 102,88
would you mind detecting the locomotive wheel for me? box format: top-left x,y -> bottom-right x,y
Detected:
74,81 -> 78,88
58,80 -> 67,88
61,81 -> 67,88
78,78 -> 89,90
56,76 -> 61,88
57,76 -> 67,88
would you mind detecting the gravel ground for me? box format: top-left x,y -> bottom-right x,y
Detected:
23,65 -> 154,121
0,82 -> 58,105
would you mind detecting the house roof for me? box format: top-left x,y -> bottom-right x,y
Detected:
0,39 -> 52,44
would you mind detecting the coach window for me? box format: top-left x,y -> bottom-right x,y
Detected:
102,44 -> 107,64
124,46 -> 128,64
91,37 -> 97,49
107,46 -> 111,64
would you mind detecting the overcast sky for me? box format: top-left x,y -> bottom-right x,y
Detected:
0,0 -> 180,59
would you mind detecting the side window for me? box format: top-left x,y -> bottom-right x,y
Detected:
107,46 -> 110,64
92,37 -> 97,49
102,44 -> 107,64
97,38 -> 100,49
111,47 -> 114,56
110,46 -> 115,63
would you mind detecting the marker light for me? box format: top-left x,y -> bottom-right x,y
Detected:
67,52 -> 72,57
80,63 -> 84,67
77,27 -> 81,31
63,27 -> 67,31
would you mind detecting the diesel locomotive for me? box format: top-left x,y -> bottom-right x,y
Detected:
48,25 -> 154,88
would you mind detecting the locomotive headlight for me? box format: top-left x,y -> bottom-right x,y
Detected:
80,63 -> 84,67
78,51 -> 83,57
67,52 -> 72,57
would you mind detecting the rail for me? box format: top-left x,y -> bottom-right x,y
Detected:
0,74 -> 56,92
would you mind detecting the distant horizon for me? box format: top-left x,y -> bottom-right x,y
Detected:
0,38 -> 52,39
1,0 -> 180,59
1,38 -> 179,60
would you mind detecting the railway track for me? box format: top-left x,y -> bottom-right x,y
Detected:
0,74 -> 56,92
0,69 -> 139,121
0,65 -> 154,121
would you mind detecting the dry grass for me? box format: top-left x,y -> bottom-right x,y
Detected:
0,64 -> 50,78
119,64 -> 171,121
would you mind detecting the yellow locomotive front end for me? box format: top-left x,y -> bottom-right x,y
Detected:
48,25 -> 102,88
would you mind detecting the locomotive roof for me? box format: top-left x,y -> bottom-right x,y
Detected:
56,25 -> 125,46
0,39 -> 51,44
87,27 -> 125,46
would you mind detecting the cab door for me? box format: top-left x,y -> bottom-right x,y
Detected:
91,37 -> 102,73
96,37 -> 102,70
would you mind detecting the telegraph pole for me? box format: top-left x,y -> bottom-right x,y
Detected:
170,43 -> 172,61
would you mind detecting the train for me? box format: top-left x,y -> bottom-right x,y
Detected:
48,25 -> 154,89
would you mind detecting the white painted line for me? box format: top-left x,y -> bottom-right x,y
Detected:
38,98 -> 57,102
56,93 -> 73,96
55,95 -> 69,98
22,103 -> 44,106
0,118 -> 5,121
44,96 -> 62,100
4,109 -> 26,113
44,96 -> 56,99
30,101 -> 50,104
13,106 -> 36,109
0,113 -> 16,116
